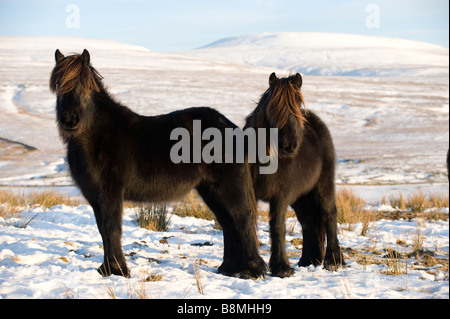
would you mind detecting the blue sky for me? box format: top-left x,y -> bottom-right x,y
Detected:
0,0 -> 448,51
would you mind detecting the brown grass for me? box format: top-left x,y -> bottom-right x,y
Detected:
172,191 -> 221,229
192,260 -> 204,295
427,192 -> 449,208
389,192 -> 407,210
172,191 -> 215,220
1,188 -> 447,227
0,189 -> 81,219
0,189 -> 27,218
336,188 -> 368,231
389,190 -> 449,212
135,204 -> 171,232
381,246 -> 408,276
28,190 -> 80,208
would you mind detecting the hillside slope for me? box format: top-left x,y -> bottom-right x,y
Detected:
185,32 -> 449,76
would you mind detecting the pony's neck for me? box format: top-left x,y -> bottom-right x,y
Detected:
91,87 -> 138,126
244,103 -> 269,129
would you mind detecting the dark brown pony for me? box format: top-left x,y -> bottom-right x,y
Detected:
245,72 -> 345,277
50,49 -> 266,279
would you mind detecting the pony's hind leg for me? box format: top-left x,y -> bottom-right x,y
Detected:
315,175 -> 345,270
310,180 -> 345,271
196,185 -> 242,277
292,191 -> 325,268
268,199 -> 295,277
197,179 -> 266,279
323,203 -> 345,271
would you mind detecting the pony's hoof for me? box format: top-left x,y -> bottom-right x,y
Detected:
271,265 -> 295,278
298,257 -> 322,268
239,270 -> 256,280
240,259 -> 267,279
239,268 -> 265,280
323,251 -> 346,271
98,262 -> 130,278
323,260 -> 346,271
218,262 -> 240,277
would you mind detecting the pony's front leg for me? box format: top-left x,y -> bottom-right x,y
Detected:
269,199 -> 295,278
97,191 -> 129,277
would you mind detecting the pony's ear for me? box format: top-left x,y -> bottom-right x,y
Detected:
81,49 -> 90,65
55,49 -> 64,63
269,72 -> 278,86
292,73 -> 303,89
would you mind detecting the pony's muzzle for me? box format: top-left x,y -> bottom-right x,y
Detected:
59,111 -> 80,131
281,140 -> 298,154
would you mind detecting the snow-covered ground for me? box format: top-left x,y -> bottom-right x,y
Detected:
0,34 -> 448,299
0,204 -> 448,299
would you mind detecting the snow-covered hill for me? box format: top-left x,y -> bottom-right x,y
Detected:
185,32 -> 449,77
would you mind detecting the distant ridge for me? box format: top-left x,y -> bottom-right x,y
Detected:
185,32 -> 449,77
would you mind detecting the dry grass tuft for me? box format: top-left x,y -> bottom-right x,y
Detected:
172,191 -> 215,220
382,247 -> 408,276
29,190 -> 80,208
192,261 -> 204,295
135,204 -> 171,232
388,190 -> 449,213
0,189 -> 81,227
172,191 -> 221,229
336,188 -> 370,232
0,189 -> 27,218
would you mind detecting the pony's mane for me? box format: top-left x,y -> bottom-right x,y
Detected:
249,76 -> 307,129
49,53 -> 102,96
266,77 -> 306,128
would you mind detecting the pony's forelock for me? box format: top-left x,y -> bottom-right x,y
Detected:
49,53 -> 102,96
266,78 -> 306,128
248,76 -> 307,130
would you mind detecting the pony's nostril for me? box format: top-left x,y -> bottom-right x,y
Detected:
60,112 -> 80,130
73,114 -> 80,125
